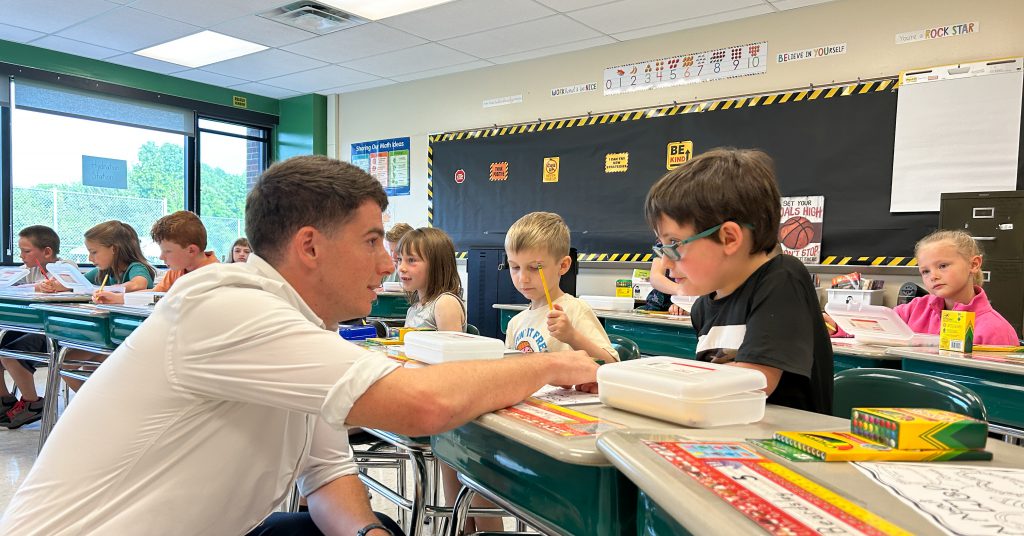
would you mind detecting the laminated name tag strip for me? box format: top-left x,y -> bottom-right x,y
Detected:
499,398 -> 621,437
645,440 -> 910,535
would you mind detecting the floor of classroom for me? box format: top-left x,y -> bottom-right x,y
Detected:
0,371 -> 520,534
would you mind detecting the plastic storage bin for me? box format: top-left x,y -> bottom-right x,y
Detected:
339,324 -> 377,341
825,302 -> 939,347
381,281 -> 404,292
598,356 -> 767,427
580,295 -> 635,311
826,288 -> 884,306
404,331 -> 505,364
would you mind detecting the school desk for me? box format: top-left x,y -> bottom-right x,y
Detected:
830,340 -> 902,374
29,303 -> 116,447
371,291 -> 411,319
96,303 -> 153,345
886,346 -> 1024,440
493,304 -> 697,358
0,292 -> 90,449
597,420 -> 1024,536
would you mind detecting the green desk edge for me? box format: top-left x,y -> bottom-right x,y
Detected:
902,358 -> 1024,429
432,421 -> 638,536
370,294 -> 411,319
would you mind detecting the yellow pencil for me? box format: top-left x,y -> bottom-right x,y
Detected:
537,263 -> 554,310
98,274 -> 109,292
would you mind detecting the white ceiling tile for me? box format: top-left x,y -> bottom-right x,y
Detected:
212,15 -> 318,48
390,59 -> 494,82
339,43 -> 480,78
28,35 -> 121,60
282,23 -> 426,63
611,4 -> 775,41
0,23 -> 45,43
104,53 -> 189,74
173,69 -> 250,88
320,79 -> 398,94
0,0 -> 117,34
441,15 -> 602,59
381,0 -> 554,41
260,65 -> 378,93
768,0 -> 835,10
57,7 -> 201,52
569,0 -> 762,34
228,82 -> 302,99
129,0 -> 286,27
533,0 -> 622,12
202,48 -> 328,81
488,35 -> 615,64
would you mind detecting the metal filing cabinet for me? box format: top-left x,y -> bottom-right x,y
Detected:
940,191 -> 1024,338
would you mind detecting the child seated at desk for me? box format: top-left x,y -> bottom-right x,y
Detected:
0,225 -> 77,429
226,237 -> 251,263
42,220 -> 156,392
94,211 -> 217,304
644,147 -> 833,414
382,222 -> 413,284
503,211 -> 618,363
397,227 -> 467,331
826,229 -> 1018,345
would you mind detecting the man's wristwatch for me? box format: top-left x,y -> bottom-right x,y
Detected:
356,522 -> 392,536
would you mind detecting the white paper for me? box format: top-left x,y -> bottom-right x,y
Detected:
855,462 -> 1024,536
531,385 -> 600,407
891,64 -> 1022,212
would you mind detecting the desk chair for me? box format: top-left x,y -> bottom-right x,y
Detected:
465,324 -> 480,335
832,368 -> 988,421
607,334 -> 640,361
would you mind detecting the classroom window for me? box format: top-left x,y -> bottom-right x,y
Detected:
197,118 -> 269,261
10,108 -> 186,266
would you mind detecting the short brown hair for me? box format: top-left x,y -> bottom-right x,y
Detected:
505,212 -> 570,258
644,147 -> 780,255
19,225 -> 60,254
151,211 -> 207,250
246,156 -> 389,265
385,223 -> 414,243
397,227 -> 461,304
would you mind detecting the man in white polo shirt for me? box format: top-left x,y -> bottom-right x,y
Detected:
0,156 -> 598,536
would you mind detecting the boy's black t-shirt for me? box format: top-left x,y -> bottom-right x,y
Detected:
690,254 -> 833,414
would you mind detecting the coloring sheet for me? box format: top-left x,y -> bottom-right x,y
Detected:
855,462 -> 1024,536
531,385 -> 601,406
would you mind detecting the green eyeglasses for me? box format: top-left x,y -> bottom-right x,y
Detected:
653,222 -> 755,261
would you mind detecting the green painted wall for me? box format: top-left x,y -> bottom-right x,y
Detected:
276,94 -> 328,161
0,39 -> 278,115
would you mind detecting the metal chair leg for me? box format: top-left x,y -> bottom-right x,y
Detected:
38,345 -> 69,451
446,485 -> 475,536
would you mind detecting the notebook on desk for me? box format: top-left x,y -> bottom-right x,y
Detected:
825,302 -> 940,347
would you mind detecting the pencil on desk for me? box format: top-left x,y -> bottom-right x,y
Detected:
537,263 -> 554,310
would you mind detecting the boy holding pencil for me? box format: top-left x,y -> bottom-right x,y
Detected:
503,212 -> 618,364
1,226 -> 77,428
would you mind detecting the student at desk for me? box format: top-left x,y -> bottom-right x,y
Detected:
644,147 -> 833,414
0,156 -> 598,536
93,211 -> 218,304
826,229 -> 1018,345
0,226 -> 76,429
40,220 -> 156,391
227,237 -> 252,263
396,227 -> 466,331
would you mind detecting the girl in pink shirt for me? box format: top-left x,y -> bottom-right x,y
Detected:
829,230 -> 1019,345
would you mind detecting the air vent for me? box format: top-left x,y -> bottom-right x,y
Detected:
259,2 -> 369,35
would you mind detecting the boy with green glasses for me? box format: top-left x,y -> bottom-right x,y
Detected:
644,147 -> 833,414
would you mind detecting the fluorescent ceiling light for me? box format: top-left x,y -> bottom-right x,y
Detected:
318,0 -> 456,20
135,31 -> 267,68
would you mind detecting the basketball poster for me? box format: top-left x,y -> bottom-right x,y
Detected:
779,196 -> 824,264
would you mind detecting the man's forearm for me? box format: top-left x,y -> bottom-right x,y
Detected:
307,474 -> 383,536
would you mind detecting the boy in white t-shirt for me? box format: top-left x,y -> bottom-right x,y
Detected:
504,212 -> 617,363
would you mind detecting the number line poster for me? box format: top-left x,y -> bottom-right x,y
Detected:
604,41 -> 767,95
